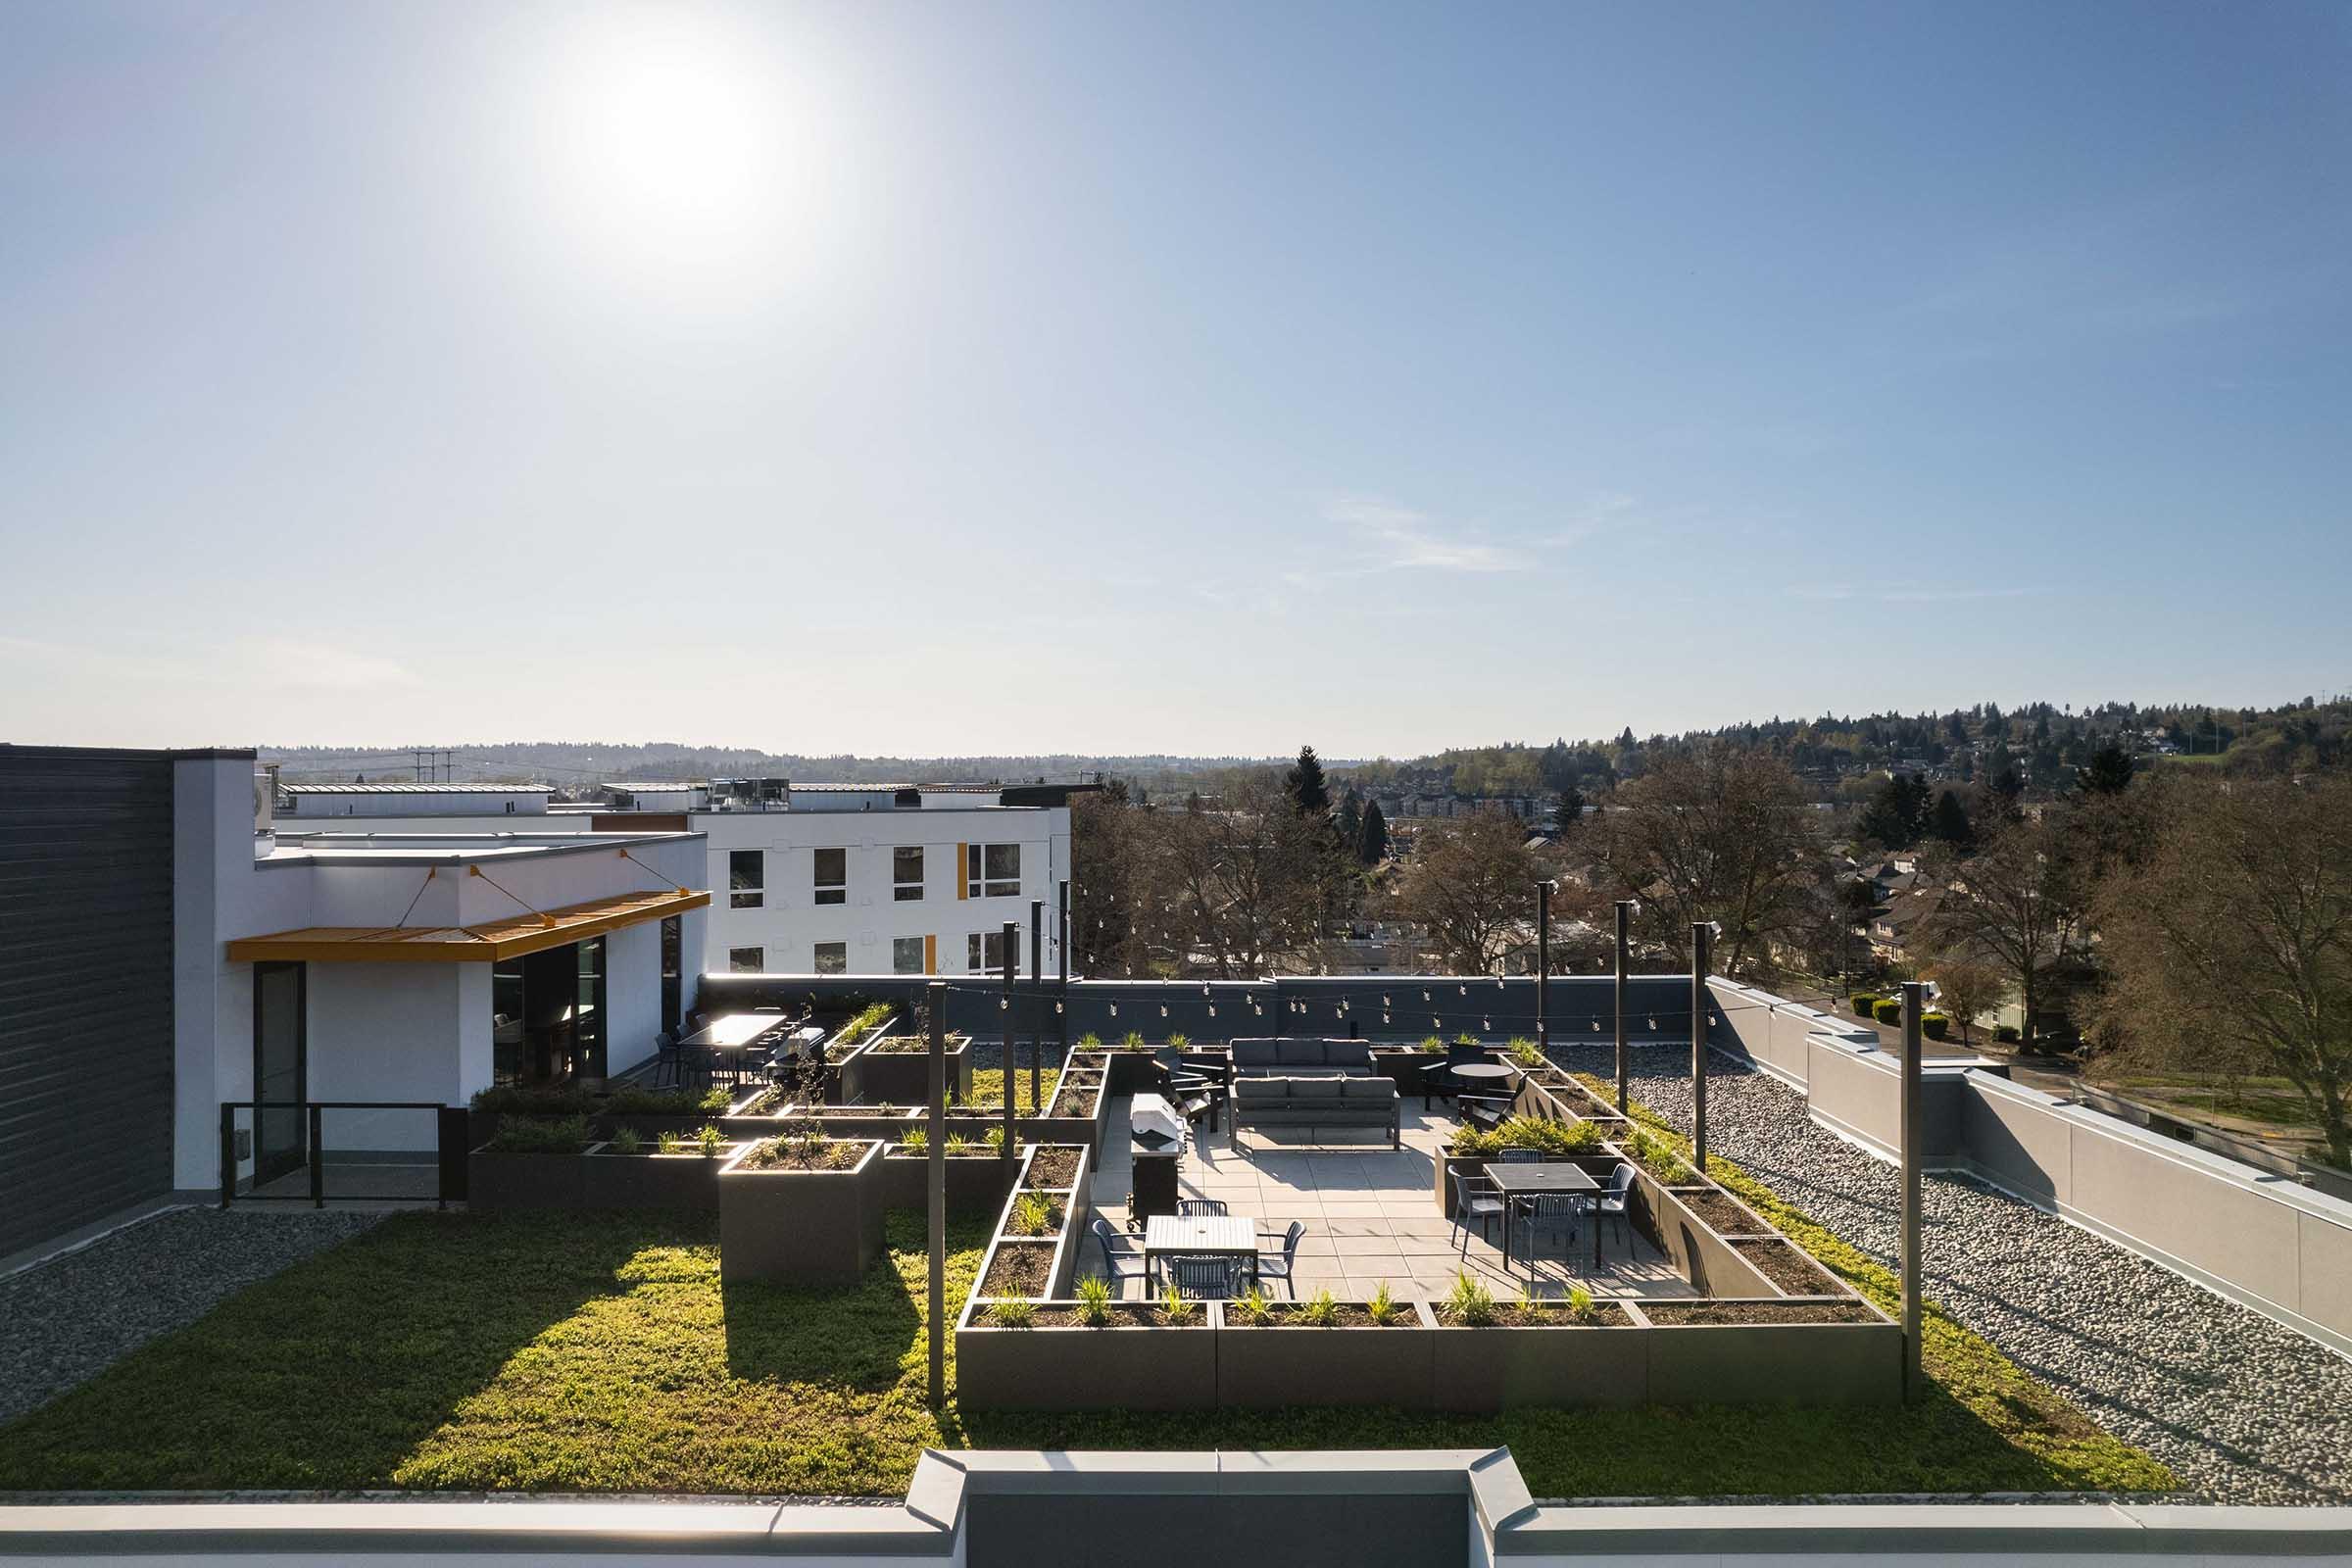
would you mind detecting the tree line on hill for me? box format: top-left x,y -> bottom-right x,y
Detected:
1074,738 -> 2352,1170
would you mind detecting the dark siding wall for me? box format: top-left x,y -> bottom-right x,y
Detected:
0,748 -> 176,1255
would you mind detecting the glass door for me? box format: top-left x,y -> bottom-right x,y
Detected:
575,936 -> 608,1081
660,916 -> 682,1035
253,961 -> 307,1186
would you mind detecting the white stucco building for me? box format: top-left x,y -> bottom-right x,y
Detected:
176,758 -> 709,1195
265,776 -> 1084,980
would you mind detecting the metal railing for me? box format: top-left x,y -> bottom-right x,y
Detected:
219,1101 -> 468,1209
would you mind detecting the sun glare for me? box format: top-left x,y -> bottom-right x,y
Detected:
512,5 -> 839,305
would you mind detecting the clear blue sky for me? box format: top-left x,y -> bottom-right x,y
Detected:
2,1 -> 2346,758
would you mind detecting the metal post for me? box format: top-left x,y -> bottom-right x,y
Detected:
927,981 -> 948,1408
1690,923 -> 1711,1176
1900,979 -> 1926,1401
1056,879 -> 1070,1067
1029,899 -> 1045,1114
1536,882 -> 1551,1053
307,1103 -> 324,1209
219,1102 -> 235,1210
1000,922 -> 1018,1158
1612,901 -> 1632,1112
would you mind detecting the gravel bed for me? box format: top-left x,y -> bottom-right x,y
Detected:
1551,1042 -> 2352,1505
0,1207 -> 382,1427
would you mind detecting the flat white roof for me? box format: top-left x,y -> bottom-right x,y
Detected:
280,782 -> 554,795
261,829 -> 701,867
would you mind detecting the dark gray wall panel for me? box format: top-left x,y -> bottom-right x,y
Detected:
0,747 -> 176,1255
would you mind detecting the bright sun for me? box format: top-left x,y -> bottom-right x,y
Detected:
514,4 -> 837,302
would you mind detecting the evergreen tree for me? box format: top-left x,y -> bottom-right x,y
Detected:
1857,772 -> 1930,849
1285,745 -> 1331,816
1335,790 -> 1362,847
2076,744 -> 2134,796
1355,799 -> 1390,866
1930,788 -> 1974,847
1553,785 -> 1587,837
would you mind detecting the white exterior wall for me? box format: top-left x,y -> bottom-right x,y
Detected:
171,754 -> 708,1192
694,806 -> 1071,976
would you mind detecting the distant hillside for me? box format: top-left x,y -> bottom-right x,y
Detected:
259,691 -> 2349,798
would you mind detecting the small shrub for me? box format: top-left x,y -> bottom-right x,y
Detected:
1235,1285 -> 1273,1325
1872,999 -> 1904,1025
1446,1270 -> 1496,1327
841,1001 -> 894,1045
1494,1114 -> 1600,1155
984,1125 -> 1007,1152
470,1085 -> 597,1115
1078,1032 -> 1103,1050
657,1130 -> 683,1155
606,1126 -> 643,1155
986,1298 -> 1035,1328
483,1115 -> 589,1154
1450,1127 -> 1501,1158
1454,1031 -> 1481,1050
1567,1284 -> 1598,1323
790,1125 -> 830,1164
1849,992 -> 1883,1015
945,1132 -> 971,1154
696,1124 -> 725,1157
1010,1193 -> 1055,1237
1161,1280 -> 1195,1321
1074,1273 -> 1114,1327
1120,1030 -> 1149,1052
1420,1035 -> 1446,1054
1367,1281 -> 1399,1326
901,1126 -> 928,1154
1166,1033 -> 1190,1052
1922,1012 -> 1951,1041
1298,1287 -> 1340,1327
1995,1023 -> 2022,1044
1506,1038 -> 1544,1067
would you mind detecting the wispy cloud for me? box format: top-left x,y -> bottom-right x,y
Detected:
1791,583 -> 2047,605
1323,497 -> 1529,573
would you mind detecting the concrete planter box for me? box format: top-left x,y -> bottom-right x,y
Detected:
1643,1313 -> 1903,1406
717,1138 -> 886,1287
1370,1048 -> 1433,1096
856,1034 -> 974,1105
955,1299 -> 1216,1412
1212,1299 -> 1438,1409
966,1144 -> 1095,1310
467,1148 -> 587,1210
1429,1307 -> 1653,1410
583,1148 -> 733,1208
1630,1171 -> 1778,1298
1102,1048 -> 1161,1095
878,1150 -> 1021,1214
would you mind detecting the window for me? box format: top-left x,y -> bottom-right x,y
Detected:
893,845 -> 924,901
813,847 -> 847,906
966,929 -> 1009,973
892,936 -> 925,974
813,942 -> 847,975
729,850 -> 764,909
728,947 -> 763,972
965,842 -> 1020,899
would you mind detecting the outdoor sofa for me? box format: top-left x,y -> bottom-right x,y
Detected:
1230,1075 -> 1401,1149
1227,1038 -> 1377,1078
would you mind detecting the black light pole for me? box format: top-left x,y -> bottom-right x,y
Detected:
1900,979 -> 1926,1401
1535,881 -> 1552,1054
1028,898 -> 1045,1114
1612,900 -> 1632,1112
999,923 -> 1017,1175
925,980 -> 947,1408
1690,921 -> 1712,1174
1056,878 -> 1071,1066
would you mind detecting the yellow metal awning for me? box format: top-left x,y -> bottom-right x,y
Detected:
225,888 -> 710,964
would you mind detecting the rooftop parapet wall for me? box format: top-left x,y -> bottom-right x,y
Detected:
1708,976 -> 2352,1360
699,972 -> 1702,1045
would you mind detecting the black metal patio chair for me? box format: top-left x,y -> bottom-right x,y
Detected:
1169,1254 -> 1239,1299
1089,1216 -> 1152,1298
1251,1220 -> 1306,1298
1450,1169 -> 1506,1253
1175,1198 -> 1229,1217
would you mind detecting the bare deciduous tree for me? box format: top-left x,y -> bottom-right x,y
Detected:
1594,746 -> 1823,977
1141,770 -> 1332,978
1919,816 -> 2083,1045
2089,776 -> 2352,1167
1395,807 -> 1546,974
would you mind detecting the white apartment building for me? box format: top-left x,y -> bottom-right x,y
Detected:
265,776 -> 1086,979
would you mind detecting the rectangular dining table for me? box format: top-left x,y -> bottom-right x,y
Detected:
1142,1213 -> 1258,1289
1484,1160 -> 1602,1271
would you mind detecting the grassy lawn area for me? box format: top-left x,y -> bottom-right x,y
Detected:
0,1127 -> 2173,1497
